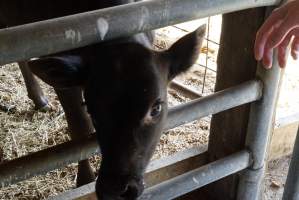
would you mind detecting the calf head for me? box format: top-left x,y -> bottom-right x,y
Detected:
29,25 -> 206,200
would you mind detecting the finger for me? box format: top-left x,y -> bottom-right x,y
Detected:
263,29 -> 290,68
291,36 -> 299,60
263,21 -> 297,66
277,32 -> 293,67
262,48 -> 274,69
255,19 -> 283,60
266,16 -> 297,49
255,10 -> 285,60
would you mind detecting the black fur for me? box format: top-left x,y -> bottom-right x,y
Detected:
0,1 -> 205,199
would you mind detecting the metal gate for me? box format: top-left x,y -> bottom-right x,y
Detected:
1,0 -> 298,199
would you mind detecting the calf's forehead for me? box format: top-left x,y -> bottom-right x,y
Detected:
85,45 -> 164,118
95,66 -> 159,107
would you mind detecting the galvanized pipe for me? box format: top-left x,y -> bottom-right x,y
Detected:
0,0 -> 280,65
0,79 -> 262,187
166,79 -> 263,130
139,150 -> 251,200
0,136 -> 99,188
50,150 -> 250,200
282,127 -> 299,200
237,47 -> 283,200
246,58 -> 282,168
237,0 -> 288,198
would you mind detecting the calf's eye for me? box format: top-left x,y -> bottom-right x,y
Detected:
150,102 -> 162,117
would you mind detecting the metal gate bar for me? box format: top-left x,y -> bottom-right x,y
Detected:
0,0 -> 288,199
0,135 -> 99,188
52,150 -> 251,200
140,150 -> 251,200
0,79 -> 262,187
237,52 -> 283,199
282,127 -> 299,200
0,0 -> 280,65
166,80 -> 262,130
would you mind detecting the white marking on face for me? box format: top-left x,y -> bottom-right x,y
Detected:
97,18 -> 109,40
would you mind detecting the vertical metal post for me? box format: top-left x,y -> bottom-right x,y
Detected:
237,55 -> 283,199
237,1 -> 289,199
282,127 -> 299,200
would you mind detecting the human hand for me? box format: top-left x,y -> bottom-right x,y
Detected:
255,0 -> 299,68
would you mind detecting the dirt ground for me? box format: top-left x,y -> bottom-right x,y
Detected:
263,155 -> 291,200
0,15 -> 298,199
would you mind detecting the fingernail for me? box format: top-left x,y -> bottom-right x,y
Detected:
263,62 -> 271,69
262,59 -> 269,69
265,65 -> 271,69
265,61 -> 274,69
255,52 -> 262,61
293,51 -> 298,60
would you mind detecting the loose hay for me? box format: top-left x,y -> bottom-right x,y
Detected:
0,63 -> 214,199
0,63 -> 75,200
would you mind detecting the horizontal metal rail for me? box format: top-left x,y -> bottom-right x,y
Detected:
0,0 -> 280,65
166,79 -> 262,130
140,150 -> 251,200
0,79 -> 262,187
0,136 -> 99,188
52,150 -> 251,200
50,146 -> 209,200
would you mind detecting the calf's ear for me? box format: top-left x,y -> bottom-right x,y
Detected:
162,24 -> 206,81
28,56 -> 86,89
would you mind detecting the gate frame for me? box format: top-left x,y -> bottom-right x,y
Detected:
0,0 -> 289,199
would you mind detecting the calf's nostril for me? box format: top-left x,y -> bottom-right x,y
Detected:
120,186 -> 136,199
120,183 -> 141,199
